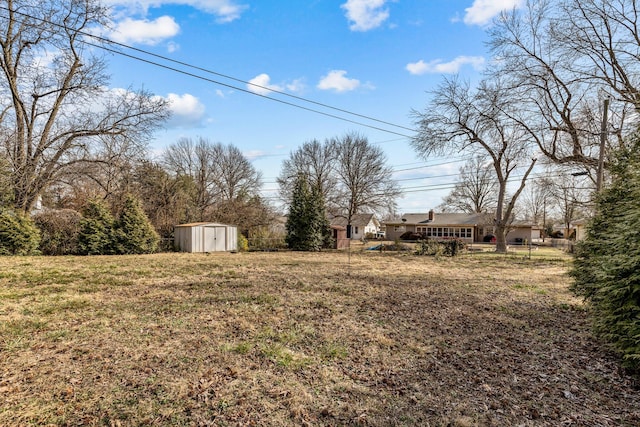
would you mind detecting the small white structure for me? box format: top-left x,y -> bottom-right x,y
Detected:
174,222 -> 238,253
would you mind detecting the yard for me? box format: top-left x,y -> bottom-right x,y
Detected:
0,249 -> 638,426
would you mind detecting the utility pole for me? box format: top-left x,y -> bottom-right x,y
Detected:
596,97 -> 610,192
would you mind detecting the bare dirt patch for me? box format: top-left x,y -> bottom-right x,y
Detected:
0,250 -> 638,426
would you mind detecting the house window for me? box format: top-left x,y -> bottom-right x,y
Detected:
394,225 -> 405,232
354,226 -> 359,235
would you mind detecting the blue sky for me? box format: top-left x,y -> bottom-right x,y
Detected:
100,0 -> 524,214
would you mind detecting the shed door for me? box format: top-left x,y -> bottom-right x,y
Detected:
203,226 -> 226,252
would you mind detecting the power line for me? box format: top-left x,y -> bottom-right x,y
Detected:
0,6 -> 417,138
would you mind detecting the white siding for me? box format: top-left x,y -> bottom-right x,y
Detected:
174,223 -> 238,252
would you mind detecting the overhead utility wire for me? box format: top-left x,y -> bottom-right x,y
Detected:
0,7 -> 416,138
84,41 -> 413,138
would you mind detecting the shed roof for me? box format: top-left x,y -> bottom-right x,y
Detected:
174,222 -> 235,228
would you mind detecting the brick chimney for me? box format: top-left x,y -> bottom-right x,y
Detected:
428,209 -> 435,221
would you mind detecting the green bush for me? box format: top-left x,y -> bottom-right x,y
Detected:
113,195 -> 159,254
237,233 -> 249,252
78,199 -> 116,255
33,209 -> 82,255
0,209 -> 41,255
571,135 -> 640,370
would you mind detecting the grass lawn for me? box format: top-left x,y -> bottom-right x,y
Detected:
0,249 -> 638,426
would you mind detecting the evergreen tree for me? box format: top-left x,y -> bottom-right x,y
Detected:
0,208 -> 40,255
114,194 -> 160,254
571,132 -> 640,370
310,181 -> 333,249
286,175 -> 326,251
78,199 -> 116,255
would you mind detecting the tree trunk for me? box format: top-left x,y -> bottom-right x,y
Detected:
495,222 -> 508,253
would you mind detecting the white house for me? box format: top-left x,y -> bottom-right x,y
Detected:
330,213 -> 381,240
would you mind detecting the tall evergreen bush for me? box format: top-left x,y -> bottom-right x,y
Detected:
0,208 -> 40,255
114,194 -> 159,254
571,133 -> 640,370
286,175 -> 328,251
78,199 -> 116,255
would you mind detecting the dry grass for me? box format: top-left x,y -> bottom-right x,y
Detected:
0,249 -> 638,426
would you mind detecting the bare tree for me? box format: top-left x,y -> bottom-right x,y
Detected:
162,137 -> 263,223
559,0 -> 640,110
132,160 -> 197,238
547,173 -> 593,238
488,0 -> 639,176
277,139 -> 338,212
211,143 -> 262,201
331,132 -> 400,227
412,77 -> 537,253
163,137 -> 219,218
0,0 -> 169,212
520,176 -> 553,225
438,156 -> 498,214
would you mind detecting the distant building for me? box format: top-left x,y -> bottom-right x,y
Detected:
383,210 -> 540,244
330,213 -> 380,240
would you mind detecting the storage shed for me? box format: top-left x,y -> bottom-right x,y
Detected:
174,222 -> 238,253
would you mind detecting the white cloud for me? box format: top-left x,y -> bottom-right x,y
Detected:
110,16 -> 179,45
244,150 -> 267,160
406,56 -> 485,75
106,0 -> 247,23
341,0 -> 390,32
286,79 -> 306,93
247,74 -> 283,96
463,0 -> 524,26
164,93 -> 207,128
167,41 -> 180,53
317,70 -> 361,93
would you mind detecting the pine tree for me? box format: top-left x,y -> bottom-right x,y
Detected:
114,194 -> 160,254
571,131 -> 640,370
286,174 -> 326,251
78,199 -> 116,255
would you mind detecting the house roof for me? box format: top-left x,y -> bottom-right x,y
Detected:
384,212 -> 492,226
330,213 -> 378,228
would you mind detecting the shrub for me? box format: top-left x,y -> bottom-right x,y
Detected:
571,135 -> 640,370
415,239 -> 466,257
415,239 -> 443,256
248,227 -> 287,251
78,199 -> 116,255
443,239 -> 466,256
0,209 -> 41,255
399,231 -> 425,241
237,233 -> 249,252
113,195 -> 159,254
33,209 -> 82,255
